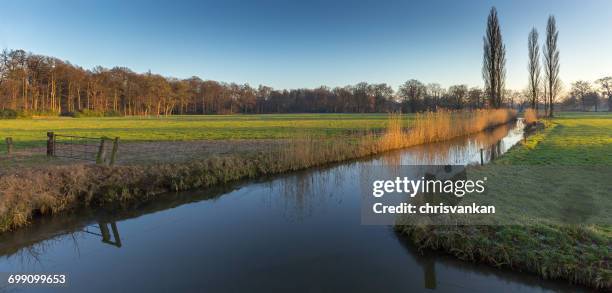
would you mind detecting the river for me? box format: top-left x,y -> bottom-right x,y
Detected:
0,120 -> 589,292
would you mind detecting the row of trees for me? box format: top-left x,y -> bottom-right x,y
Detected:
482,7 -> 542,111
482,7 -> 563,117
483,8 -> 612,114
563,78 -> 612,111
483,7 -> 611,113
1,7 -> 606,116
0,49 -> 505,116
526,16 -> 561,116
525,16 -> 611,112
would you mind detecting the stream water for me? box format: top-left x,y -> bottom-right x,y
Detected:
0,120 -> 589,292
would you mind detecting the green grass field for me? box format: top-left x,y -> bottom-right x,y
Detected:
0,114 -> 413,151
496,112 -> 612,164
398,112 -> 612,289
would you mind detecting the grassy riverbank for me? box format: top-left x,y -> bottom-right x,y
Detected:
396,112 -> 612,290
0,110 -> 515,234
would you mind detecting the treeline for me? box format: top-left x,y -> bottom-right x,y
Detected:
561,79 -> 612,112
0,49 -> 506,117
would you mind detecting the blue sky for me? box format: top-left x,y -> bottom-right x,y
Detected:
1,0 -> 611,90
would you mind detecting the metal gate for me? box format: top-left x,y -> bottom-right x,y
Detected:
47,132 -> 119,165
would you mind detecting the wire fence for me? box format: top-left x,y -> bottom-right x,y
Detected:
1,128 -> 389,168
54,135 -> 105,162
48,133 -> 119,165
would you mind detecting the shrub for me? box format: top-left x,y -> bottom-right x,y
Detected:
75,109 -> 104,118
30,110 -> 60,117
68,109 -> 124,118
0,109 -> 18,119
104,110 -> 123,117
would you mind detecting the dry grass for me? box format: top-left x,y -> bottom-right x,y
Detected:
524,108 -> 538,125
378,109 -> 516,150
0,109 -> 516,233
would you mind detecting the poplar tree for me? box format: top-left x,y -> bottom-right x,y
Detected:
543,16 -> 560,117
482,7 -> 506,108
527,28 -> 541,110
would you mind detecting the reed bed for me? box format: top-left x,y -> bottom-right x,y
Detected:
274,109 -> 518,171
0,109 -> 516,233
379,109 -> 516,151
524,108 -> 538,125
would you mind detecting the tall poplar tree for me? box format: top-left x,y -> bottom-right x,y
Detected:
527,28 -> 541,110
543,16 -> 560,117
482,7 -> 506,108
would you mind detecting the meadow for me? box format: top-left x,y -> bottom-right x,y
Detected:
397,112 -> 612,289
495,112 -> 612,164
0,114 -> 413,151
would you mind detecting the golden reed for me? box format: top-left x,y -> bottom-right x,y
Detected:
279,109 -> 517,171
523,108 -> 538,125
378,109 -> 517,152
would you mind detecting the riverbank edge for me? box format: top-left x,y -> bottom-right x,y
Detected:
0,110 -> 517,234
395,120 -> 612,290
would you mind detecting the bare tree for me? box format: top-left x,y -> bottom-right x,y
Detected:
543,16 -> 560,117
371,83 -> 394,112
482,7 -> 506,109
527,28 -> 541,110
425,83 -> 443,110
570,81 -> 592,111
596,76 -> 612,111
504,89 -> 522,109
399,79 -> 426,113
468,87 -> 484,109
448,84 -> 468,109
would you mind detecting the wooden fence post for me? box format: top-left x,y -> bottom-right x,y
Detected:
47,132 -> 55,157
109,137 -> 120,166
5,137 -> 13,155
96,138 -> 107,165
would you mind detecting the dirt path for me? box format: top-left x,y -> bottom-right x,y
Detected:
0,139 -> 290,174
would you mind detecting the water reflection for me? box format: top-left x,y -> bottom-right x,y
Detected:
0,184 -> 241,259
394,233 -> 583,292
83,222 -> 122,248
421,257 -> 437,289
261,166 -> 349,221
